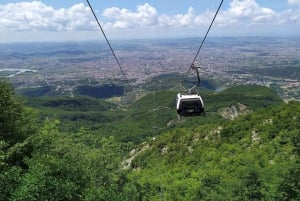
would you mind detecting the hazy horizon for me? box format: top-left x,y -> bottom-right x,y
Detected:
1,35 -> 300,45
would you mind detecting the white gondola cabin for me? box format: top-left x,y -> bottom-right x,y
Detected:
176,93 -> 204,116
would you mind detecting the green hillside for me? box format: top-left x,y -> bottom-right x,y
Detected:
1,79 -> 299,200
26,96 -> 116,112
127,101 -> 300,200
129,90 -> 177,111
20,85 -> 283,143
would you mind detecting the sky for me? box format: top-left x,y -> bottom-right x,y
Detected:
0,0 -> 300,42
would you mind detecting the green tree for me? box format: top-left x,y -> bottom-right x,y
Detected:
12,154 -> 88,201
0,79 -> 36,146
0,79 -> 37,201
278,161 -> 300,201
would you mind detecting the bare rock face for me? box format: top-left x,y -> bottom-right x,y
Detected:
218,103 -> 252,120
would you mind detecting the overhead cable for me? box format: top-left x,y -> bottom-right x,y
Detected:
86,0 -> 126,76
189,0 -> 224,70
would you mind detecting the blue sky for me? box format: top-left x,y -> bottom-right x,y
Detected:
1,0 -> 297,12
0,0 -> 300,42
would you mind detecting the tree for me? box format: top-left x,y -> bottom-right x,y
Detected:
12,154 -> 88,201
278,161 -> 300,201
0,79 -> 37,200
0,79 -> 36,146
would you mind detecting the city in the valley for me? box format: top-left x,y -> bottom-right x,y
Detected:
1,37 -> 299,100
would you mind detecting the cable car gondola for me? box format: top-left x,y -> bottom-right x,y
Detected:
176,92 -> 204,116
176,62 -> 204,117
175,0 -> 223,118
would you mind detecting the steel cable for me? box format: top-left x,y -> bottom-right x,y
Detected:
86,0 -> 126,76
189,0 -> 224,71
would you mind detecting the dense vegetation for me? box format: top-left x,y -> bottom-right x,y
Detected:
129,101 -> 300,200
1,79 -> 299,200
75,84 -> 125,98
18,84 -> 125,99
19,85 -> 54,97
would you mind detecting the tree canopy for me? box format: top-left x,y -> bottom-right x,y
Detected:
0,79 -> 299,200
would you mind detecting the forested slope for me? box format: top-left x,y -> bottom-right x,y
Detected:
127,101 -> 300,200
0,79 -> 299,200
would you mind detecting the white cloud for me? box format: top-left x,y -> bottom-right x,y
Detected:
288,0 -> 300,6
0,1 -> 95,31
103,4 -> 219,29
277,9 -> 300,24
158,7 -> 198,28
0,0 -> 299,39
103,3 -> 159,28
223,0 -> 276,24
102,0 -> 297,30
